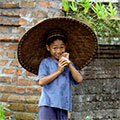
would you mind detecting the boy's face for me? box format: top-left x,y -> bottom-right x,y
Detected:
46,39 -> 66,61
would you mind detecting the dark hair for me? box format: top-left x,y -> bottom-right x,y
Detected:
46,36 -> 66,46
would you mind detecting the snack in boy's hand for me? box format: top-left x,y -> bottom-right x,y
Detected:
62,52 -> 69,59
61,56 -> 71,64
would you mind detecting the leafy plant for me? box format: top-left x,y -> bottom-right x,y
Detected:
62,0 -> 120,44
0,103 -> 11,120
77,0 -> 92,14
91,0 -> 109,19
62,0 -> 69,11
107,1 -> 117,17
70,0 -> 77,12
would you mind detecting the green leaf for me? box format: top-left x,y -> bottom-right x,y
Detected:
80,0 -> 91,14
0,110 -> 5,118
62,0 -> 69,11
107,1 -> 117,17
70,0 -> 77,11
0,105 -> 10,112
86,116 -> 91,119
85,115 -> 94,120
0,118 -> 5,120
91,0 -> 109,19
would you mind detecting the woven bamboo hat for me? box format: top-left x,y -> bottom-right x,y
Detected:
17,17 -> 98,75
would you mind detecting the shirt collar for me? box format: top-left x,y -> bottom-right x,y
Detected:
48,57 -> 58,64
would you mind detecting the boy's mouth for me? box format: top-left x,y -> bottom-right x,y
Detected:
56,55 -> 61,58
55,55 -> 62,60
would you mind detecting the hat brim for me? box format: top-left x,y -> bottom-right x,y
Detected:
17,17 -> 98,75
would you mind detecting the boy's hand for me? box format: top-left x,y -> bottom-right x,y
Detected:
58,58 -> 68,73
62,52 -> 69,59
61,52 -> 71,64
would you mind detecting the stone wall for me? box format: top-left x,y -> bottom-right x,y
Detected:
0,0 -> 120,120
72,45 -> 120,120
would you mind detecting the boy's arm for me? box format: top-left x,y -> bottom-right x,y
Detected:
68,63 -> 83,83
62,52 -> 83,83
39,70 -> 61,86
39,58 -> 68,86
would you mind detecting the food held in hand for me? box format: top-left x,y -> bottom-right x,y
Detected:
61,56 -> 71,64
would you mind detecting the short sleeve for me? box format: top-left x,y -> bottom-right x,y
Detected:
70,62 -> 79,85
38,59 -> 49,80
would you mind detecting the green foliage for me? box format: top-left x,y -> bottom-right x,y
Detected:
91,0 -> 108,19
0,103 -> 11,120
70,0 -> 77,12
107,1 -> 117,17
85,116 -> 94,120
77,0 -> 92,14
62,0 -> 120,44
62,0 -> 69,11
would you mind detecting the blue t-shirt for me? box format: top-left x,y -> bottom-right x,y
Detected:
38,57 -> 79,111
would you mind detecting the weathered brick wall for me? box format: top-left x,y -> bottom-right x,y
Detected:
0,0 -> 62,120
0,0 -> 120,120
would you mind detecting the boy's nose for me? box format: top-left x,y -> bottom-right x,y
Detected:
56,49 -> 61,53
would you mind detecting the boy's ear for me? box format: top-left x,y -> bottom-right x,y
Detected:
64,45 -> 66,50
46,45 -> 50,51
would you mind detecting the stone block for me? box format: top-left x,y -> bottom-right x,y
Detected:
14,112 -> 35,120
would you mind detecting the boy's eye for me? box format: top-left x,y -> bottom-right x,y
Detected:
52,46 -> 65,50
53,47 -> 57,50
61,46 -> 65,49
